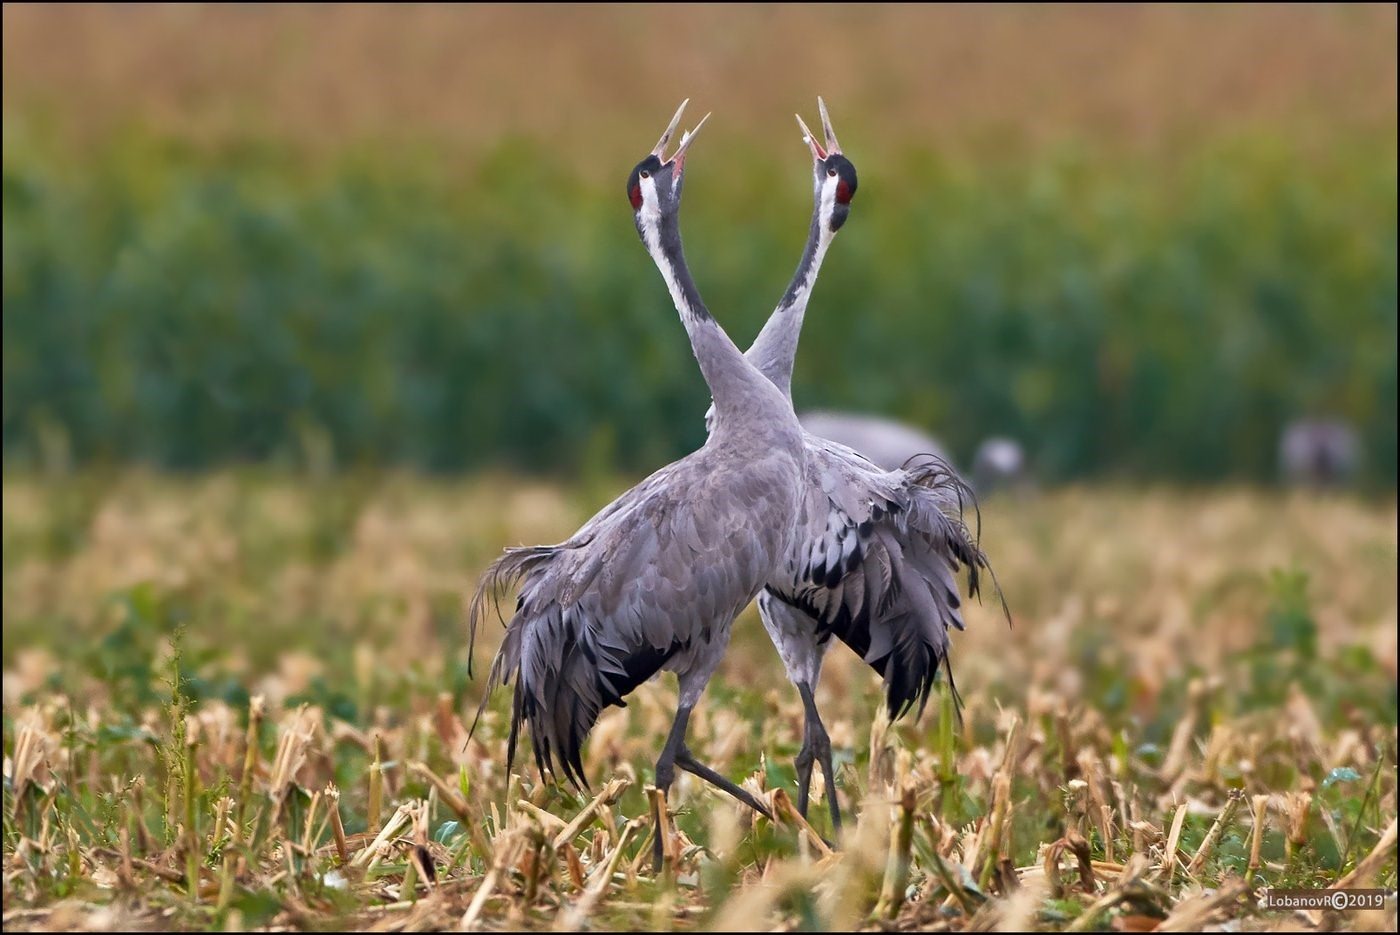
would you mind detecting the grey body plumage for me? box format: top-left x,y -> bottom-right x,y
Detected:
972,436 -> 1030,494
1279,418 -> 1361,487
797,410 -> 956,474
469,105 -> 806,837
718,99 -> 993,829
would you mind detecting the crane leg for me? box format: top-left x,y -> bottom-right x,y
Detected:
796,682 -> 842,837
794,716 -> 816,818
674,748 -> 773,820
650,703 -> 693,873
650,703 -> 779,871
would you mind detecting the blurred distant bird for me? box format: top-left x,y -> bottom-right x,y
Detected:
706,100 -> 992,832
469,103 -> 807,870
1279,418 -> 1361,487
797,410 -> 955,473
972,436 -> 1028,493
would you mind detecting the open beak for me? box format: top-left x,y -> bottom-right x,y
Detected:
669,112 -> 709,178
652,99 -> 710,181
651,100 -> 689,160
796,95 -> 842,160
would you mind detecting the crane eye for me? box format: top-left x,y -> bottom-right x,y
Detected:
827,168 -> 838,178
640,170 -> 651,179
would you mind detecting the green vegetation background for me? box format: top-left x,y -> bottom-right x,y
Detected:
3,6 -> 1396,483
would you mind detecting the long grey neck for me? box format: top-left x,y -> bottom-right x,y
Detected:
644,212 -> 795,439
743,198 -> 833,401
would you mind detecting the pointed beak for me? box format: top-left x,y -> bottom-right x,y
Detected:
817,96 -> 842,156
669,111 -> 710,178
652,99 -> 689,160
795,112 -> 827,160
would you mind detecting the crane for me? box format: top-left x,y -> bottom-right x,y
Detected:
797,410 -> 956,473
469,102 -> 807,870
1279,418 -> 1361,487
972,436 -> 1030,494
717,100 -> 996,833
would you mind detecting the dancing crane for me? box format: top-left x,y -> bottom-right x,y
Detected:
469,102 -> 807,869
719,100 -> 995,832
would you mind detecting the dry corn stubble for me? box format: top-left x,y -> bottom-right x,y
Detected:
1,476 -> 1395,930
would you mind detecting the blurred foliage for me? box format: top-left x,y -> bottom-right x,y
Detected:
3,123 -> 1396,482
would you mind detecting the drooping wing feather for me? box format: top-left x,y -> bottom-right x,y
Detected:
764,434 -> 993,721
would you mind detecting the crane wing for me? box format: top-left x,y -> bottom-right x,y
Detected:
765,436 -> 991,720
468,447 -> 791,788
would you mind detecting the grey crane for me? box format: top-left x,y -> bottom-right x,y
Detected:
1279,418 -> 1361,487
713,100 -> 994,833
972,436 -> 1030,494
797,410 -> 956,474
469,102 -> 807,869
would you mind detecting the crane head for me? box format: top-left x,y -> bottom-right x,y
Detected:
627,100 -> 709,236
797,97 -> 858,232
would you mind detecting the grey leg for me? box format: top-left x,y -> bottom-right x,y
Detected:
651,701 -> 781,872
674,749 -> 773,820
651,704 -> 693,873
794,700 -> 816,818
796,682 -> 842,835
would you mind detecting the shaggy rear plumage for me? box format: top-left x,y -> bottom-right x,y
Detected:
468,544 -> 590,787
765,449 -> 999,723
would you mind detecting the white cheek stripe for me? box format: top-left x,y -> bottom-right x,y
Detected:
818,174 -> 838,238
639,175 -> 696,322
786,175 -> 839,305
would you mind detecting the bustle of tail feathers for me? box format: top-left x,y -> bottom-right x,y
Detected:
861,454 -> 1007,724
465,544 -> 559,747
467,545 -> 559,679
464,539 -> 618,791
869,524 -> 943,723
900,453 -> 1011,626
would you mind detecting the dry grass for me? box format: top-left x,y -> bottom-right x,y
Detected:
4,8 -> 1395,928
3,5 -> 1395,163
1,472 -> 1396,930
